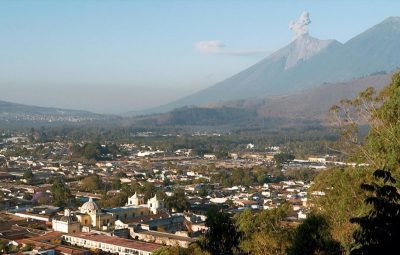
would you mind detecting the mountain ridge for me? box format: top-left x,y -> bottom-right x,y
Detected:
0,99 -> 115,123
129,72 -> 393,128
136,16 -> 400,115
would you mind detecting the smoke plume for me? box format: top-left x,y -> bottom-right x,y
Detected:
289,11 -> 311,38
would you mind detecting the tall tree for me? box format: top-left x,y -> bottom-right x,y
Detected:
350,169 -> 400,255
311,72 -> 400,251
235,205 -> 294,255
288,213 -> 342,255
23,169 -> 34,180
80,175 -> 104,192
274,152 -> 295,165
51,177 -> 74,207
330,72 -> 400,179
310,167 -> 371,250
165,188 -> 189,212
200,207 -> 241,255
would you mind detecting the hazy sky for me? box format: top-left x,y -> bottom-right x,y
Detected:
1,0 -> 399,113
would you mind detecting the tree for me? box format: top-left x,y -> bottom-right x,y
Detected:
165,189 -> 189,212
235,205 -> 294,255
312,72 -> 400,251
23,193 -> 33,200
143,182 -> 157,201
288,214 -> 342,255
200,207 -> 241,255
115,172 -> 127,178
99,192 -> 129,208
154,243 -> 209,255
111,178 -> 121,190
23,169 -> 34,180
310,167 -> 371,250
285,168 -> 319,182
0,240 -> 8,253
255,167 -> 268,184
330,72 -> 400,179
80,175 -> 104,192
72,142 -> 109,161
274,153 -> 295,165
230,168 -> 254,186
350,169 -> 400,255
51,177 -> 75,207
21,243 -> 33,252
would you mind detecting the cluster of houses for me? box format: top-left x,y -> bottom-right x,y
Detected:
0,132 -> 341,254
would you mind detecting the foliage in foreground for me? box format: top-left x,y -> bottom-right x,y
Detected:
153,243 -> 209,255
199,207 -> 242,255
235,205 -> 294,255
310,167 -> 371,251
350,169 -> 400,255
310,72 -> 400,252
288,213 -> 343,255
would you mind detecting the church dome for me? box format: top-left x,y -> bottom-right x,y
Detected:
59,209 -> 78,223
59,215 -> 78,223
80,198 -> 100,213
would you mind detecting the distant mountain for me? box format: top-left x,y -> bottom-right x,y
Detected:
274,34 -> 337,70
141,17 -> 400,114
219,72 -> 393,121
133,72 -> 392,127
0,100 -> 113,123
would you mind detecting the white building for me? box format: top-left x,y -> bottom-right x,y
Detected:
246,143 -> 255,150
62,232 -> 162,255
203,154 -> 216,160
147,194 -> 164,214
127,193 -> 145,206
52,209 -> 80,234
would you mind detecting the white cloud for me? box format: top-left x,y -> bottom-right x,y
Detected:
195,40 -> 270,56
195,40 -> 226,53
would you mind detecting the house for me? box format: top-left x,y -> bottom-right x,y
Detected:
52,209 -> 80,234
62,232 -> 162,255
203,154 -> 216,160
246,143 -> 255,150
234,199 -> 258,209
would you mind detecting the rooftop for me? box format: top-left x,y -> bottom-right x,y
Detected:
64,232 -> 162,252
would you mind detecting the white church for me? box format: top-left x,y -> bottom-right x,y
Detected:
52,193 -> 165,233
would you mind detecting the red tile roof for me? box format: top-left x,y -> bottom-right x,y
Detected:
18,232 -> 87,255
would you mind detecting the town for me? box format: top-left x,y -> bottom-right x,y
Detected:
0,130 -> 360,254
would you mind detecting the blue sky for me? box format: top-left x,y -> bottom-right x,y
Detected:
1,0 -> 399,113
